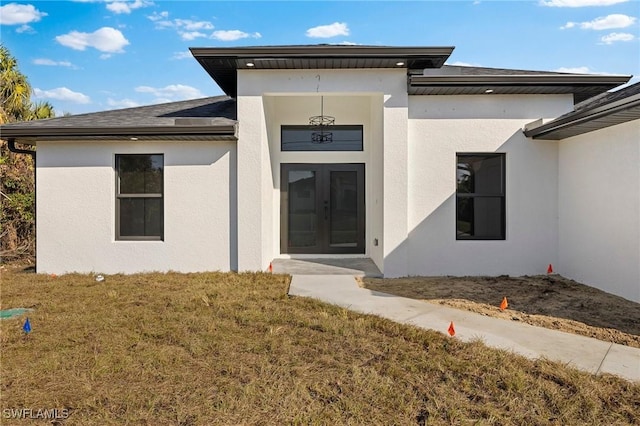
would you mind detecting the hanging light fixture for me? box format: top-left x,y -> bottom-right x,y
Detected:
309,96 -> 334,144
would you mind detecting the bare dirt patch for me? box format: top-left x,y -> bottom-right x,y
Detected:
360,275 -> 640,348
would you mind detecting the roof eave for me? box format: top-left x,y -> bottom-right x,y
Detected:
410,74 -> 631,86
524,93 -> 640,139
190,45 -> 455,58
1,125 -> 237,140
191,45 -> 456,97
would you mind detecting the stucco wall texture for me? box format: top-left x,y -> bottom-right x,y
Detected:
36,140 -> 237,274
559,120 -> 640,302
32,68 -> 638,303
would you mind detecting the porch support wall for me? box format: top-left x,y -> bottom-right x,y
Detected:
236,95 -> 273,272
382,92 -> 410,277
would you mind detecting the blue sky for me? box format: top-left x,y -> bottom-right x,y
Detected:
1,0 -> 638,115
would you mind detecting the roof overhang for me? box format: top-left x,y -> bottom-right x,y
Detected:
191,45 -> 455,97
1,124 -> 237,145
524,91 -> 640,140
409,74 -> 631,103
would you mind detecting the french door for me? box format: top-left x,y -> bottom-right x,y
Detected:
281,164 -> 365,254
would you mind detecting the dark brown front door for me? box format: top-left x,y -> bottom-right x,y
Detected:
281,164 -> 365,254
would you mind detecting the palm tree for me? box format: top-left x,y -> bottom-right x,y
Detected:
28,101 -> 56,120
0,45 -> 34,123
0,45 -> 55,261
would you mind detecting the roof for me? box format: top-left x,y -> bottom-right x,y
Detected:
410,66 -> 631,103
0,96 -> 237,143
524,82 -> 640,140
190,45 -> 455,97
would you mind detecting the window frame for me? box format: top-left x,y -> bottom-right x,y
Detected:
456,153 -> 506,241
281,125 -> 364,152
115,154 -> 164,241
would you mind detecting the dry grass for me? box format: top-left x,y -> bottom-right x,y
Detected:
1,268 -> 639,425
361,275 -> 640,348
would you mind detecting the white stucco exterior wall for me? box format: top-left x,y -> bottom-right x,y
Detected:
36,140 -> 237,274
237,69 -> 408,273
406,94 -> 573,276
236,95 -> 272,271
558,119 -> 640,302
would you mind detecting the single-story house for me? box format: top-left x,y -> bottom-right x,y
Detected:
2,45 -> 638,302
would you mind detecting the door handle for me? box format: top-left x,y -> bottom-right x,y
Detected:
324,201 -> 329,220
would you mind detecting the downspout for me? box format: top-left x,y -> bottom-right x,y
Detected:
7,138 -> 35,157
6,138 -> 37,265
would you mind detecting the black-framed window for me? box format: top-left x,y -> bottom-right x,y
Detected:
456,153 -> 505,240
281,125 -> 363,151
116,154 -> 163,240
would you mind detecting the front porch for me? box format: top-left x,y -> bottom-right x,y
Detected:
272,257 -> 382,277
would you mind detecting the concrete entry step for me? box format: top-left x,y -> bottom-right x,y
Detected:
272,258 -> 382,277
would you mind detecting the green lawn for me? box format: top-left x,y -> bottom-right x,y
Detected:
1,269 -> 638,425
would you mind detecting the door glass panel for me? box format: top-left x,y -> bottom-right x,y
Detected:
329,171 -> 358,247
288,170 -> 317,248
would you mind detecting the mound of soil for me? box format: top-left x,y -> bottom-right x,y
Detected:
360,275 -> 640,348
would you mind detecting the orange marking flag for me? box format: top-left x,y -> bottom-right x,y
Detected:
500,297 -> 508,311
447,321 -> 455,337
547,264 -> 553,274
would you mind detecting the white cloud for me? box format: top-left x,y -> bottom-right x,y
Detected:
174,19 -> 213,31
106,0 -> 153,14
0,3 -> 47,25
211,30 -> 261,41
306,22 -> 349,38
147,11 -> 173,29
56,27 -> 129,53
33,58 -> 74,67
147,10 -> 168,21
15,24 -> 34,33
34,87 -> 91,104
600,32 -> 635,44
333,41 -> 360,45
171,50 -> 192,60
147,12 -> 217,40
553,66 -> 592,73
541,0 -> 628,6
446,61 -> 483,67
179,31 -> 207,41
562,14 -> 636,30
135,84 -> 204,101
107,98 -> 140,108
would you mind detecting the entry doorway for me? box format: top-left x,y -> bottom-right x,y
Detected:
281,163 -> 365,254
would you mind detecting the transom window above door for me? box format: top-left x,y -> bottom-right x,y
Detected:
281,125 -> 363,151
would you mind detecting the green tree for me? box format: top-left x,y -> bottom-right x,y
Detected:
28,101 -> 56,120
1,45 -> 55,262
1,45 -> 31,123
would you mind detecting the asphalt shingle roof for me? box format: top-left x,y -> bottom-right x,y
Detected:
1,96 -> 236,135
440,65 -> 573,76
525,81 -> 640,140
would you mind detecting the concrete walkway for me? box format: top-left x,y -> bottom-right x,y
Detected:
289,274 -> 640,382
